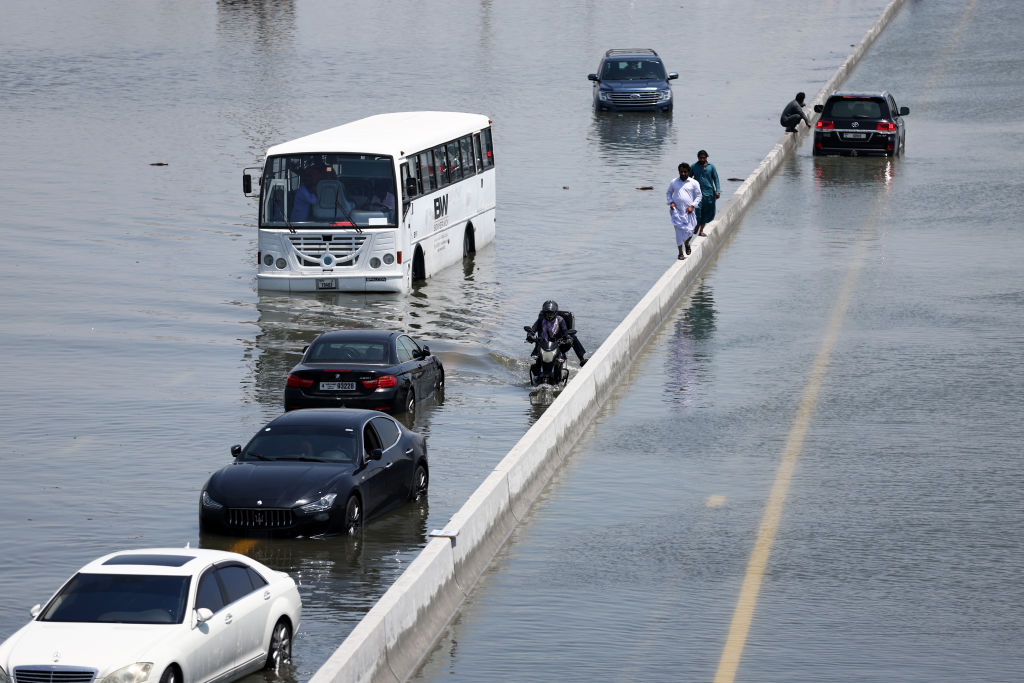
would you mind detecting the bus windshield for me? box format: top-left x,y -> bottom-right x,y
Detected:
261,153 -> 396,228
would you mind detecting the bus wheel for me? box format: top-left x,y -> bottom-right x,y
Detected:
412,247 -> 426,281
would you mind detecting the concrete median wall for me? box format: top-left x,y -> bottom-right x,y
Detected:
310,1 -> 907,681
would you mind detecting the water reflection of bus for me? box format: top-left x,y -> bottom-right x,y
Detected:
243,112 -> 496,293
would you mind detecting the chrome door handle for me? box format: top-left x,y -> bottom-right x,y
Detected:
385,462 -> 394,469
264,590 -> 271,600
224,613 -> 233,624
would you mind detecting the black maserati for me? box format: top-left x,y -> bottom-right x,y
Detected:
284,330 -> 444,415
199,408 -> 428,537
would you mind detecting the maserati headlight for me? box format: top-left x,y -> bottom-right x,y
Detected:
299,492 -> 337,513
201,490 -> 223,510
101,663 -> 153,683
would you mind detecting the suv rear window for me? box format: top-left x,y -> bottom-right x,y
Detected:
823,97 -> 887,118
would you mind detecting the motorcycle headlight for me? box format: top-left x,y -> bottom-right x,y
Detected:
657,89 -> 672,102
101,663 -> 153,683
299,492 -> 337,513
201,490 -> 223,510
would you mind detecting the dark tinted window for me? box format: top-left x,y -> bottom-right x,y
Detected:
247,567 -> 268,588
460,136 -> 476,176
446,140 -> 463,181
307,340 -> 388,363
195,569 -> 225,613
602,59 -> 664,80
40,573 -> 190,624
371,416 -> 401,450
433,145 -> 449,187
396,336 -> 418,363
481,128 -> 494,169
825,97 -> 885,118
103,554 -> 193,567
217,564 -> 255,604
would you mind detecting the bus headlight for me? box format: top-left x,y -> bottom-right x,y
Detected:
275,258 -> 287,269
263,254 -> 274,267
370,257 -> 381,268
382,253 -> 395,265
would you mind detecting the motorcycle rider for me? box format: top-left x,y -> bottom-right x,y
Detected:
528,300 -> 588,366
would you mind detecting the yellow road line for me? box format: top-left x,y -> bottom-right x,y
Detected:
714,187 -> 881,683
714,2 -> 978,677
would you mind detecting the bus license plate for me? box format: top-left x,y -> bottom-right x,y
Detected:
320,382 -> 356,391
845,133 -> 867,139
316,279 -> 338,290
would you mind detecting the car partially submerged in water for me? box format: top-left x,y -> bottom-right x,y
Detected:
588,48 -> 677,113
813,91 -> 909,157
199,408 -> 428,538
0,548 -> 301,683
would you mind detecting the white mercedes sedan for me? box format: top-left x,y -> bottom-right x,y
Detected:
0,547 -> 301,683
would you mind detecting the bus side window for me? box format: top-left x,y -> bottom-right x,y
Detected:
473,134 -> 483,171
420,151 -> 436,193
433,145 -> 450,188
446,140 -> 462,182
460,135 -> 476,177
481,128 -> 494,168
401,162 -> 417,202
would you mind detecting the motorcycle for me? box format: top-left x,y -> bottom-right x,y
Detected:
523,325 -> 576,387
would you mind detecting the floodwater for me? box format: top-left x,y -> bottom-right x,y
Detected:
414,1 -> 1024,681
2,1 -> 1019,682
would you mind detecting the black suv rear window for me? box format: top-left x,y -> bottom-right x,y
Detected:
823,97 -> 887,119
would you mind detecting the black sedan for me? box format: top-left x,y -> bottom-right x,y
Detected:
812,90 -> 909,157
284,330 -> 444,415
199,408 -> 428,537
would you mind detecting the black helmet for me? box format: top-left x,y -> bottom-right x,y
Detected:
542,300 -> 558,319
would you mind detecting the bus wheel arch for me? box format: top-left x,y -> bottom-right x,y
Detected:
412,246 -> 426,282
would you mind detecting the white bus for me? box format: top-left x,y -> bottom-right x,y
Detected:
243,112 -> 496,293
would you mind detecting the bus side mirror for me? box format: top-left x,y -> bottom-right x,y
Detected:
242,174 -> 252,195
406,177 -> 417,196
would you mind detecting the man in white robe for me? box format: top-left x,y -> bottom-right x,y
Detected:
666,162 -> 702,260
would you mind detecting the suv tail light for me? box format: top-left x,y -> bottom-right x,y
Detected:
286,374 -> 314,389
816,120 -> 834,130
362,375 -> 397,390
876,121 -> 896,131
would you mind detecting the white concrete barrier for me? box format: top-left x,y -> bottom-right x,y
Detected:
310,1 -> 908,680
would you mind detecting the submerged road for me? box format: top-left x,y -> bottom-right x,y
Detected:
414,2 -> 1024,681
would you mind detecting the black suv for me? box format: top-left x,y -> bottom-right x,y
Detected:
812,91 -> 909,157
587,48 -> 677,113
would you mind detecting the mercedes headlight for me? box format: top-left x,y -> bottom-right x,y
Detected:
100,663 -> 153,683
299,492 -> 337,513
1,665 -> 12,683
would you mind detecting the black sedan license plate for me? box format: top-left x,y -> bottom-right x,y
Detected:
320,381 -> 356,391
316,279 -> 338,290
